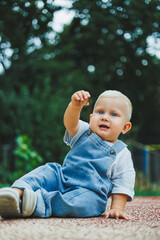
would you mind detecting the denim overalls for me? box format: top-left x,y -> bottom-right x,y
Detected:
12,129 -> 126,218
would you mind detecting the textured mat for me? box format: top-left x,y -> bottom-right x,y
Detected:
0,197 -> 160,240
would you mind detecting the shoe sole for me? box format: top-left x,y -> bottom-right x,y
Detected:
0,189 -> 21,218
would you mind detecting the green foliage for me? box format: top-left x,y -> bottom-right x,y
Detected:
14,135 -> 43,170
146,144 -> 160,151
11,135 -> 43,181
0,168 -> 11,185
0,0 -> 160,181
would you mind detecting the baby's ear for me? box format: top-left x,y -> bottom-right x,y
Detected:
89,114 -> 93,119
121,122 -> 132,134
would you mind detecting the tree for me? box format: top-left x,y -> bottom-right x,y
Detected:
0,0 -> 68,165
0,0 -> 160,178
55,0 -> 160,143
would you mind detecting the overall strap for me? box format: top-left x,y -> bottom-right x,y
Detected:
84,129 -> 127,156
111,140 -> 127,154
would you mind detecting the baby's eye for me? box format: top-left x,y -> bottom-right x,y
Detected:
111,113 -> 117,117
98,110 -> 104,114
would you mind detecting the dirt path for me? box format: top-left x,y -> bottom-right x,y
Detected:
0,197 -> 160,240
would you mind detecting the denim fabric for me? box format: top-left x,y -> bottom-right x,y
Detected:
12,129 -> 126,218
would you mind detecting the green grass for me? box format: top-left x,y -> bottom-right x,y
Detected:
135,189 -> 160,196
0,183 -> 10,188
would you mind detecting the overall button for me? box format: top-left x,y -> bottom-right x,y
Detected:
110,149 -> 115,155
87,131 -> 91,136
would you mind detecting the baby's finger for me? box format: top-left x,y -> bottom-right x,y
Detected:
73,92 -> 81,100
104,212 -> 109,219
74,91 -> 85,101
77,90 -> 91,101
82,91 -> 91,100
73,91 -> 84,101
105,211 -> 116,219
120,212 -> 132,220
124,213 -> 132,220
115,211 -> 120,219
79,90 -> 90,101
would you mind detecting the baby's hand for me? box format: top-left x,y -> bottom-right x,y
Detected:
71,90 -> 91,107
104,209 -> 132,220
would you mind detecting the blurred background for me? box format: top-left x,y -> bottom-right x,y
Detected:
0,0 -> 160,195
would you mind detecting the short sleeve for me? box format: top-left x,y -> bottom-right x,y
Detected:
109,148 -> 136,201
63,120 -> 89,148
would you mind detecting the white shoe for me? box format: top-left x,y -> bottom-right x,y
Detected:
22,188 -> 37,217
0,187 -> 21,218
0,187 -> 37,218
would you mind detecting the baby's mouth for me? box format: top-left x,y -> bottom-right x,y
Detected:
99,124 -> 109,130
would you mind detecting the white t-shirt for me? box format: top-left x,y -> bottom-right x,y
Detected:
64,120 -> 135,201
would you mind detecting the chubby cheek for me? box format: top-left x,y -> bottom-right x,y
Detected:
89,118 -> 96,131
89,120 -> 93,130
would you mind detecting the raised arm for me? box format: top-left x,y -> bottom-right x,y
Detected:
63,90 -> 91,137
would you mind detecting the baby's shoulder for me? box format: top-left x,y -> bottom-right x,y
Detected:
116,146 -> 133,168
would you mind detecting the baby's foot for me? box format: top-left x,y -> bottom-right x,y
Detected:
0,187 -> 37,218
0,187 -> 21,218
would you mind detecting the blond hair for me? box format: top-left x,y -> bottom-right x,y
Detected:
95,90 -> 132,121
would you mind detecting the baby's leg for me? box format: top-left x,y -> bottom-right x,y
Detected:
53,188 -> 107,217
12,188 -> 23,197
34,188 -> 107,218
12,162 -> 61,192
0,163 -> 61,218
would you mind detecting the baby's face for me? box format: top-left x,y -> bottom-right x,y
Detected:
89,97 -> 131,143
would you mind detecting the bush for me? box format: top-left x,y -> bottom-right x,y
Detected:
10,135 -> 43,182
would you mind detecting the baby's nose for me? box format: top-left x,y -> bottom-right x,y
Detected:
101,114 -> 109,121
